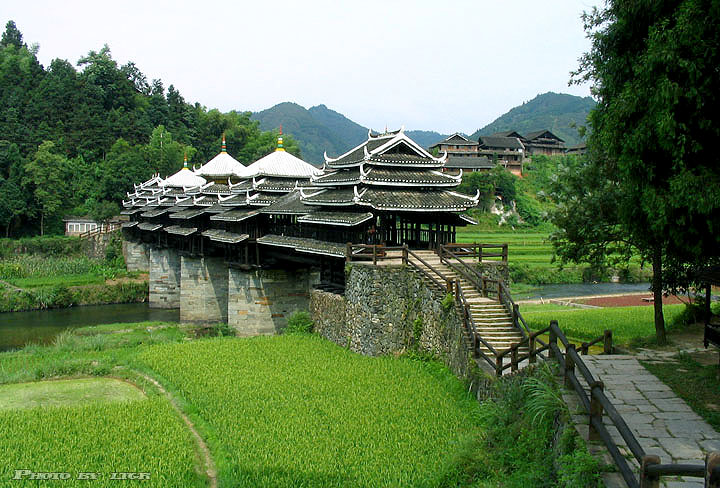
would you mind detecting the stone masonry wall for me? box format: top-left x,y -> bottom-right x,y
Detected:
149,247 -> 180,308
311,264 -> 474,380
229,267 -> 319,335
180,256 -> 228,323
123,239 -> 150,272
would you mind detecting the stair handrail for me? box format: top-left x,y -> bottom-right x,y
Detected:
437,245 -> 486,293
403,246 -> 453,293
455,279 -> 498,370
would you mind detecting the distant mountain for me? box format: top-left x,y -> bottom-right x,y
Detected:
251,93 -> 593,163
471,92 -> 595,147
252,103 -> 449,164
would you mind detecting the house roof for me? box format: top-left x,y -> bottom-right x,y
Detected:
243,147 -> 321,179
492,130 -> 524,139
444,156 -> 494,170
429,133 -> 478,149
524,130 -> 565,143
196,151 -> 246,178
478,136 -> 524,150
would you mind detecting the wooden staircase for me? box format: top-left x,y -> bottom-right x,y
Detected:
408,250 -> 527,358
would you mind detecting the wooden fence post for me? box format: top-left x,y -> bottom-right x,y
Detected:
564,344 -> 576,389
706,452 -> 720,487
640,454 -> 661,488
589,380 -> 604,441
581,342 -> 589,355
482,278 -> 488,297
512,303 -> 519,329
346,242 -> 352,263
372,245 -> 377,265
478,243 -> 482,263
604,330 -> 613,355
529,333 -> 537,364
511,344 -> 519,372
549,321 -> 558,359
502,243 -> 508,263
402,245 -> 408,265
495,355 -> 503,377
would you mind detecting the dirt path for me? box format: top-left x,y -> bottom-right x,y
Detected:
0,278 -> 23,292
132,371 -> 217,488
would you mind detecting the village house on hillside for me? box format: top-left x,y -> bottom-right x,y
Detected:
428,128 -> 569,176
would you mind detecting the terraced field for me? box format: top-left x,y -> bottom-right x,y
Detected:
456,227 -> 556,268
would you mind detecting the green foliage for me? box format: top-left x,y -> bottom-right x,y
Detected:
438,365 -> 601,487
412,317 -> 424,344
284,310 -> 314,334
441,292 -> 455,311
0,22 -> 304,237
471,92 -> 595,147
139,335 -> 482,486
524,304 -> 686,345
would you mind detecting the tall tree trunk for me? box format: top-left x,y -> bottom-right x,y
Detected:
651,245 -> 666,345
40,212 -> 44,236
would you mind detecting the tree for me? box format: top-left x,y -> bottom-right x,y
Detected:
557,0 -> 720,344
0,21 -> 24,49
23,141 -> 71,235
0,177 -> 26,236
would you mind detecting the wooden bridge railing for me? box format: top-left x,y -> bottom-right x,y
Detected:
79,222 -> 121,239
439,242 -> 508,262
544,320 -> 720,488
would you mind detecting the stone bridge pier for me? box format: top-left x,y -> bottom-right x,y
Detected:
148,247 -> 181,308
180,256 -> 228,323
123,240 -> 150,272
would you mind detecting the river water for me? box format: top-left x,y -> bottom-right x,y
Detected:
0,303 -> 179,352
0,282 -> 652,352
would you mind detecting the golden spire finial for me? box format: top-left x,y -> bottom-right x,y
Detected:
221,133 -> 227,153
276,125 -> 285,152
183,152 -> 188,170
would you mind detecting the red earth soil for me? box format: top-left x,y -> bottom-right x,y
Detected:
578,294 -> 689,307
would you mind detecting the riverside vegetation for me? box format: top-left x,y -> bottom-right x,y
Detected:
0,320 -> 603,487
0,235 -> 146,312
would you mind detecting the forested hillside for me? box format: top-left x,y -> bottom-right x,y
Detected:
252,102 -> 448,163
472,92 -> 595,146
0,21 -> 299,237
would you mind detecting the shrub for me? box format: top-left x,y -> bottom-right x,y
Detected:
284,310 -> 314,334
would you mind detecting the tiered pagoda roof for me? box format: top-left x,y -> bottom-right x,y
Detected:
298,128 -> 478,222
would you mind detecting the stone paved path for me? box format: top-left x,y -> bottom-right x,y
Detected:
565,354 -> 720,487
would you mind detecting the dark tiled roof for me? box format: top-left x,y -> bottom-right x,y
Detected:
478,136 -> 524,150
120,208 -> 144,215
312,169 -> 361,186
201,229 -> 249,244
429,133 -> 477,148
367,154 -> 442,167
210,209 -> 259,222
193,195 -> 219,206
363,168 -> 460,186
229,180 -> 253,192
169,208 -> 206,220
444,156 -> 494,170
121,221 -> 138,228
137,222 -> 163,231
298,212 -> 374,227
260,191 -> 314,215
301,188 -> 356,206
165,225 -> 197,236
140,208 -> 168,218
201,183 -> 232,195
204,203 -> 229,214
163,188 -> 187,196
524,130 -> 565,143
254,177 -> 303,192
257,234 -> 346,258
492,130 -> 524,139
219,194 -> 247,207
358,189 -> 477,211
248,192 -> 281,206
177,198 -> 196,207
326,138 -> 388,167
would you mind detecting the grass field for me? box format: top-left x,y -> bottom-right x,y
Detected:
456,227 -> 557,268
0,321 -> 602,487
140,335 -> 482,487
522,304 -> 686,344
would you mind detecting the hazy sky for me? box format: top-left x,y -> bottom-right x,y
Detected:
4,0 -> 602,134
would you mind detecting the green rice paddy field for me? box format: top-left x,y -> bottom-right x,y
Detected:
0,325 -> 485,487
